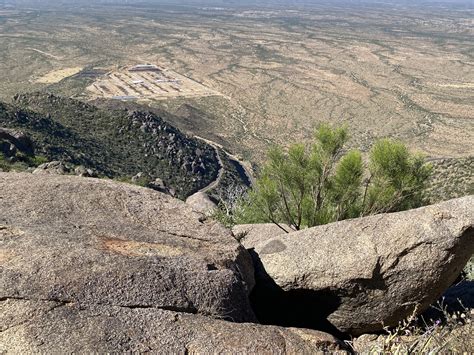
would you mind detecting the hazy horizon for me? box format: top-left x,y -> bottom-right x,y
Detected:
2,0 -> 473,7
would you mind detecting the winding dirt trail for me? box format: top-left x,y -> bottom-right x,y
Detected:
195,136 -> 254,184
197,140 -> 225,194
192,136 -> 254,196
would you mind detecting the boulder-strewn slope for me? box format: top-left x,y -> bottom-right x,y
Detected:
0,93 -> 220,198
0,172 -> 254,322
243,196 -> 474,335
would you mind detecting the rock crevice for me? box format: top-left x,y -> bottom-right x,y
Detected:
238,196 -> 474,335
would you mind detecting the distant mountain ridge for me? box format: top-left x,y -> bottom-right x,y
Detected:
0,92 -> 220,199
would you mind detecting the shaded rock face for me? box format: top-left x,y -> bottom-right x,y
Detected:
0,173 -> 255,323
247,196 -> 474,336
422,280 -> 474,322
0,128 -> 34,157
1,300 -> 345,353
442,281 -> 474,310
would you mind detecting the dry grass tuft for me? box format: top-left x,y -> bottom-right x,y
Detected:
351,300 -> 473,353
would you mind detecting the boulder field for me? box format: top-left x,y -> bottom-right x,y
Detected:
1,172 -> 472,351
236,196 -> 474,335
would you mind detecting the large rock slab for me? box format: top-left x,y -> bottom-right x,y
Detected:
186,191 -> 217,214
0,172 -> 255,322
232,223 -> 292,248
248,196 -> 474,335
0,299 -> 345,353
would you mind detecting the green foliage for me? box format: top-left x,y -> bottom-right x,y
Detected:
27,155 -> 49,167
209,182 -> 256,228
230,125 -> 432,230
363,139 -> 432,214
211,204 -> 238,229
0,151 -> 48,172
330,150 -> 364,220
134,175 -> 152,187
238,127 -> 358,230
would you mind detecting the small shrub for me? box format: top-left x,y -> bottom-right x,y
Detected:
210,183 -> 249,228
27,155 -> 49,167
351,302 -> 473,353
134,175 -> 152,187
225,125 -> 432,230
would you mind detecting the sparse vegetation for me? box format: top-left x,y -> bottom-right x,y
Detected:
426,157 -> 474,203
0,3 -> 472,165
0,150 -> 48,172
211,183 -> 249,228
0,92 -> 221,199
352,302 -> 473,353
0,152 -> 26,172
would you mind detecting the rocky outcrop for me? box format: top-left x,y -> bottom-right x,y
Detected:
0,172 -> 347,352
0,173 -> 255,323
32,161 -> 97,177
0,128 -> 34,157
186,192 -> 217,214
147,177 -> 169,193
1,300 -> 345,353
32,160 -> 72,174
248,196 -> 474,335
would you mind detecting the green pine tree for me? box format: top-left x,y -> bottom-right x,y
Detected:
220,125 -> 432,231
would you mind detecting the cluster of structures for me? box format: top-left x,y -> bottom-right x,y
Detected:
128,64 -> 162,72
87,64 -> 218,101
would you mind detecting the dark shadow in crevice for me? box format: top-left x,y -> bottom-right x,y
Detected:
422,280 -> 474,322
248,249 -> 348,340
